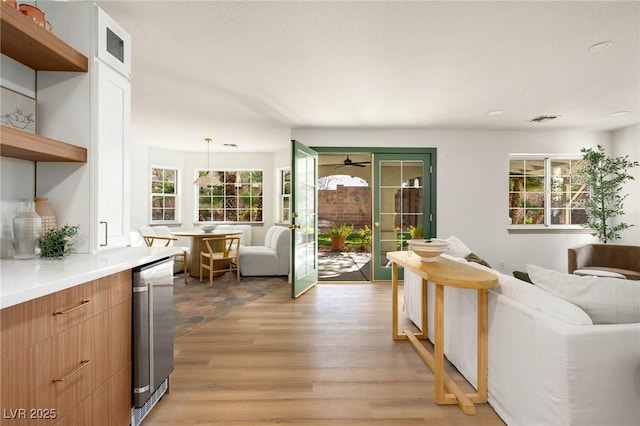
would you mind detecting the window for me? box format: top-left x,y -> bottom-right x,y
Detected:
196,169 -> 263,223
151,167 -> 179,223
277,168 -> 291,223
509,155 -> 588,227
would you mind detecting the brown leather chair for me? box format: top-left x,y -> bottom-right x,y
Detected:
568,243 -> 640,280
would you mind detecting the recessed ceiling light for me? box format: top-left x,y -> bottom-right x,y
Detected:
588,41 -> 613,52
608,111 -> 630,117
487,110 -> 504,116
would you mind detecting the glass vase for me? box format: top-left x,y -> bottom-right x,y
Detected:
13,200 -> 42,259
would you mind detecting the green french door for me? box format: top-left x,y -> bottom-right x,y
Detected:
373,153 -> 434,281
290,140 -> 318,298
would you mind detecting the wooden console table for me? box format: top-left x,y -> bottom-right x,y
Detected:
387,251 -> 498,415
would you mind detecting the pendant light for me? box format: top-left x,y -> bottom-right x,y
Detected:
193,138 -> 221,186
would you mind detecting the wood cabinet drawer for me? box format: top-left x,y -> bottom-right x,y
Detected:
1,321 -> 93,426
54,363 -> 131,426
92,270 -> 131,316
1,271 -> 131,360
92,300 -> 131,386
1,283 -> 95,359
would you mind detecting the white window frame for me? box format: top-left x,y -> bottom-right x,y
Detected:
150,165 -> 180,225
275,167 -> 291,224
508,154 -> 591,232
195,169 -> 264,224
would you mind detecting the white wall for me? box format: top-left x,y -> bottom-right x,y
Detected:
612,124 -> 640,245
0,56 -> 37,258
291,127 -> 627,273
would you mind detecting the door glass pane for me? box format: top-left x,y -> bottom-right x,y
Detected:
292,142 -> 318,298
378,159 -> 424,271
295,153 -> 316,278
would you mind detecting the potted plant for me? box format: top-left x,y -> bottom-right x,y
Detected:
328,222 -> 353,250
576,145 -> 639,243
40,224 -> 80,258
409,224 -> 423,240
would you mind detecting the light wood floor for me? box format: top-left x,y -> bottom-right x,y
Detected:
143,284 -> 506,425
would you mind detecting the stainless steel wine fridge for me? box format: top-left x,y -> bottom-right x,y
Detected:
131,257 -> 174,425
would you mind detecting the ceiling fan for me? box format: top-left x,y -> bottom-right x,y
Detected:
326,155 -> 371,168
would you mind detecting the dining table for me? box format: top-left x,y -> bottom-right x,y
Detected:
172,229 -> 243,278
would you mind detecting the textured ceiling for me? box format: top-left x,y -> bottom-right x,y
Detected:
95,0 -> 640,153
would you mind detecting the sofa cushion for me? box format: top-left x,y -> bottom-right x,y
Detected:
527,264 -> 640,324
445,235 -> 472,258
575,266 -> 640,281
512,270 -> 533,284
466,252 -> 492,269
455,257 -> 593,325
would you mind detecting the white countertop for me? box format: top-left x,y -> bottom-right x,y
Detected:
0,246 -> 182,309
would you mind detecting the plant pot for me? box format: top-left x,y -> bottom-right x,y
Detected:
42,242 -> 66,258
330,236 -> 346,250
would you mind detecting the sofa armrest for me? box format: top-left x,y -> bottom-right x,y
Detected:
567,243 -> 594,273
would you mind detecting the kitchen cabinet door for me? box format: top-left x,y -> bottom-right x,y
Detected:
94,59 -> 130,251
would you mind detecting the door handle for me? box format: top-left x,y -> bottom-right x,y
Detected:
288,224 -> 301,229
100,221 -> 108,246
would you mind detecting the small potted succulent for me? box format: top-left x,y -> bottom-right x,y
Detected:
40,224 -> 80,258
328,222 -> 353,251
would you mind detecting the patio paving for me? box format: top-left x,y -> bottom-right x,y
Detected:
318,251 -> 371,281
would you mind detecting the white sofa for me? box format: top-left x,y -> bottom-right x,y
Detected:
239,225 -> 290,276
212,224 -> 253,247
403,253 -> 640,426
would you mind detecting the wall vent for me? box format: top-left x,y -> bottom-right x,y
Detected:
529,115 -> 560,123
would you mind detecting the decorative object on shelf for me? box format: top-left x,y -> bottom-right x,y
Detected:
194,138 -> 222,186
18,3 -> 51,30
1,86 -> 36,134
576,145 -> 640,243
328,222 -> 353,250
408,238 -> 449,262
12,199 -> 41,259
34,196 -> 56,233
3,0 -> 18,9
40,224 -> 80,258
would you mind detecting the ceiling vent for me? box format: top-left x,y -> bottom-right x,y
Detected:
529,115 -> 560,123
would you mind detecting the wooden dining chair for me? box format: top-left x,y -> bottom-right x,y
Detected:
200,236 -> 241,287
141,233 -> 189,284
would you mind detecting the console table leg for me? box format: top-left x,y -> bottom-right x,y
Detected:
477,288 -> 489,402
434,283 -> 445,404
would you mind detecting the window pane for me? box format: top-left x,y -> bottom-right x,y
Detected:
196,169 -> 263,223
164,209 -> 175,221
509,208 -> 525,224
152,209 -> 163,220
150,167 -> 179,223
509,156 -> 589,226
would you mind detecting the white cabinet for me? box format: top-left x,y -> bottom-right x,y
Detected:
36,3 -> 131,252
94,59 -> 131,250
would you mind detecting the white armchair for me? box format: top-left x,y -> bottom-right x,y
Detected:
239,225 -> 290,276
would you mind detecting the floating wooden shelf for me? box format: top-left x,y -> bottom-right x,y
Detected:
0,2 -> 88,72
0,126 -> 87,162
